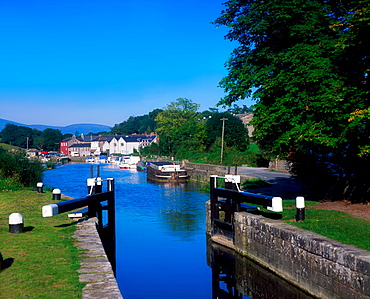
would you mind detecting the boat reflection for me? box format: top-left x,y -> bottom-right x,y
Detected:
207,237 -> 314,299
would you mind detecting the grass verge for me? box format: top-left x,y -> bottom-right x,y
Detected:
0,190 -> 84,298
243,199 -> 370,251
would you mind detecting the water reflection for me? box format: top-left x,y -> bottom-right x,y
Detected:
207,238 -> 315,299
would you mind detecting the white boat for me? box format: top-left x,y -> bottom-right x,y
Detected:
86,156 -> 95,163
119,156 -> 140,169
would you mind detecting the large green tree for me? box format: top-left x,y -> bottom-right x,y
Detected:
204,112 -> 249,152
111,109 -> 162,135
214,0 -> 370,202
1,124 -> 40,148
35,128 -> 63,151
155,98 -> 204,154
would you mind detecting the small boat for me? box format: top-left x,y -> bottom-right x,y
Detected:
109,156 -> 121,164
98,155 -> 108,163
86,156 -> 95,163
136,161 -> 147,171
146,162 -> 188,182
119,156 -> 140,169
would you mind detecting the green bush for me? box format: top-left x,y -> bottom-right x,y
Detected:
176,143 -> 269,167
0,147 -> 43,189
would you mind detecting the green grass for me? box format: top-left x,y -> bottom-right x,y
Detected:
0,190 -> 84,298
242,199 -> 370,251
241,178 -> 270,189
0,178 -> 22,191
0,143 -> 23,151
283,209 -> 370,251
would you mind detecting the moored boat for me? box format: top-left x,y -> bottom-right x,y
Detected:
119,156 -> 140,169
146,162 -> 188,182
86,156 -> 95,163
136,160 -> 147,171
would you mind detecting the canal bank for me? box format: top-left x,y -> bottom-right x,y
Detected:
206,201 -> 370,298
73,217 -> 123,299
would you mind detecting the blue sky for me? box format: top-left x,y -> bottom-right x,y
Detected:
0,0 -> 252,127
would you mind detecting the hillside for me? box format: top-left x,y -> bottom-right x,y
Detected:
0,118 -> 111,134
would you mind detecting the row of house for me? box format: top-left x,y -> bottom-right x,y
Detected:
60,133 -> 157,157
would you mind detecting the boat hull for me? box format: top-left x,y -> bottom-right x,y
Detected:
147,164 -> 188,182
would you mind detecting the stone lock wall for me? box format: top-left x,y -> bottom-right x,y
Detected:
206,201 -> 370,298
183,161 -> 254,184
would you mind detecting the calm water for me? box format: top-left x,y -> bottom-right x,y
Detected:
43,163 -> 312,299
43,163 -> 213,298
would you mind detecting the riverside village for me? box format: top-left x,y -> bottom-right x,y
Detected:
1,115 -> 370,299
1,1 -> 370,297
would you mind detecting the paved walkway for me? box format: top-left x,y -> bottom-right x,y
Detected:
73,217 -> 123,299
231,166 -> 305,200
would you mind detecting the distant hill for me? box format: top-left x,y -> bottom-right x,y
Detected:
0,118 -> 111,134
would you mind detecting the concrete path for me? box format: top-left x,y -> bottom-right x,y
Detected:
231,166 -> 305,200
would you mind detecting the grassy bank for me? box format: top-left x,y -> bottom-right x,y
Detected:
246,199 -> 370,251
0,190 -> 84,298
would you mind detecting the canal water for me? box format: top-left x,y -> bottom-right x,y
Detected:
43,163 -> 313,299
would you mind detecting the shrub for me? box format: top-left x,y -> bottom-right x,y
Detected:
0,147 -> 43,189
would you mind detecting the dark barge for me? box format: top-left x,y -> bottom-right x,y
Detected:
147,162 -> 188,182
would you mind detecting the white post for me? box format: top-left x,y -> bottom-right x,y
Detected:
267,197 -> 283,212
52,188 -> 61,201
37,182 -> 44,193
296,196 -> 305,221
87,178 -> 96,195
9,213 -> 24,233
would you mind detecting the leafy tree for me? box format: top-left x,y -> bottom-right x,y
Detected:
226,104 -> 254,114
40,128 -> 63,151
214,0 -> 370,202
155,98 -> 204,154
1,124 -> 40,148
111,109 -> 162,135
140,142 -> 160,156
204,112 -> 249,152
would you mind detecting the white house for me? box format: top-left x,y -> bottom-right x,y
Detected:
86,134 -> 157,155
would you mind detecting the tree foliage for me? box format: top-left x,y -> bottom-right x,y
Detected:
1,124 -> 40,148
155,98 -> 204,154
204,112 -> 249,152
35,128 -> 63,151
0,147 -> 43,187
111,109 -> 162,135
0,124 -> 63,151
214,0 -> 370,202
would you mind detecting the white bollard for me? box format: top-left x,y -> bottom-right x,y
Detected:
37,182 -> 44,193
87,178 -> 96,195
9,213 -> 24,233
296,196 -> 305,222
52,188 -> 61,201
267,197 -> 283,212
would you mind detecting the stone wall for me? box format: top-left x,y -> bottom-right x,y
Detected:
182,160 -> 226,173
206,201 -> 370,298
73,217 -> 123,298
183,161 -> 254,184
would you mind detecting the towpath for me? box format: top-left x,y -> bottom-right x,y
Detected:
231,166 -> 305,200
